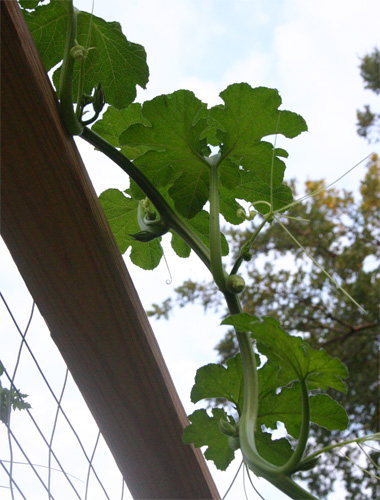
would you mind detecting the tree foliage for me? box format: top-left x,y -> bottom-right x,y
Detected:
357,47 -> 380,142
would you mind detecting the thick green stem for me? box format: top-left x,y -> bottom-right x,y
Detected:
80,127 -> 212,271
223,292 -> 316,499
59,1 -> 83,135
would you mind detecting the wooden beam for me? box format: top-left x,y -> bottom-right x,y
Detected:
1,2 -> 220,499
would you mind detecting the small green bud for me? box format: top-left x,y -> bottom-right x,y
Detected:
93,83 -> 105,114
226,274 -> 246,294
70,40 -> 96,60
129,230 -> 159,243
242,251 -> 252,262
248,209 -> 257,221
219,418 -> 237,437
228,435 -> 240,451
236,208 -> 246,219
296,456 -> 321,471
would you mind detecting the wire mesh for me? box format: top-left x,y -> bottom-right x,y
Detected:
0,238 -> 131,500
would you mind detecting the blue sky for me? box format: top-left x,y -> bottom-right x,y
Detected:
1,0 -> 379,498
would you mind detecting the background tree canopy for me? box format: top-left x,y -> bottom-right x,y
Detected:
357,47 -> 380,142
149,51 -> 380,499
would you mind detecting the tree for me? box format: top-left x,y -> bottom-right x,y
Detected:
356,48 -> 380,142
149,155 -> 380,499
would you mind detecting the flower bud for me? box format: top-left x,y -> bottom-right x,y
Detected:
226,274 -> 246,294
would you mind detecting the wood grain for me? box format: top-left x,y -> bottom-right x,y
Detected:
1,2 -> 220,498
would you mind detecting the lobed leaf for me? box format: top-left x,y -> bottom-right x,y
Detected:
92,104 -> 150,159
222,314 -> 348,392
183,408 -> 236,471
209,84 -> 307,186
119,90 -> 211,219
72,11 -> 149,109
190,355 -> 246,414
23,1 -> 148,109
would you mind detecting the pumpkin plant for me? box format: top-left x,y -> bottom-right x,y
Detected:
20,1 -> 379,498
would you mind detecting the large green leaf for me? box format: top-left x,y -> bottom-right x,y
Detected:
258,384 -> 348,439
211,84 -> 306,215
99,189 -> 162,269
22,0 -> 68,71
209,84 -> 307,185
92,104 -> 150,153
222,314 -> 348,392
23,1 -> 148,109
182,408 -> 236,471
71,11 -> 148,109
190,355 -> 247,414
119,90 -> 211,219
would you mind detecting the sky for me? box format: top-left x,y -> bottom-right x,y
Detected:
1,0 -> 379,498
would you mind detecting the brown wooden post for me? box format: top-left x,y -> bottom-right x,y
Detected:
1,2 -> 220,498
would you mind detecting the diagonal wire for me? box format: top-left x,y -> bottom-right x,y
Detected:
84,431 -> 109,500
0,292 -> 111,497
3,426 -> 57,500
0,293 -> 111,498
48,367 -> 69,499
0,459 -> 28,500
6,299 -> 35,500
0,362 -> 82,499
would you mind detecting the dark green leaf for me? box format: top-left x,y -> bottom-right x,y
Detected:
119,90 -> 211,218
19,0 -> 41,9
190,355 -> 245,414
210,84 -> 307,184
212,84 -> 306,214
258,384 -> 303,438
259,385 -> 348,438
183,408 -> 235,470
92,104 -> 150,159
222,315 -> 348,391
72,11 -> 149,109
52,11 -> 149,109
22,0 -> 67,72
255,429 -> 294,466
24,1 -> 148,108
310,394 -> 348,431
